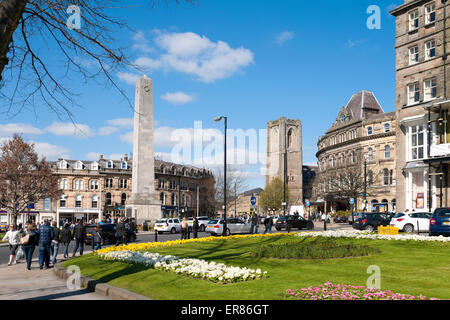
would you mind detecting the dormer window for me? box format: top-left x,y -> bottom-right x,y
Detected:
107,160 -> 114,169
121,161 -> 128,170
75,161 -> 83,170
91,162 -> 99,170
340,114 -> 346,122
58,160 -> 68,169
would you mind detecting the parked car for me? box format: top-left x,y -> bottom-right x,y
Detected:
390,212 -> 431,233
154,218 -> 181,234
348,212 -> 364,225
85,223 -> 137,245
206,218 -> 252,236
430,208 -> 450,236
275,215 -> 314,231
333,215 -> 348,223
352,213 -> 392,232
187,216 -> 211,232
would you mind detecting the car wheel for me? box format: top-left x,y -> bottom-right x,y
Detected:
275,227 -> 281,231
225,228 -> 231,236
158,231 -> 163,235
403,224 -> 414,233
170,227 -> 176,234
200,225 -> 205,232
307,222 -> 314,230
364,225 -> 374,232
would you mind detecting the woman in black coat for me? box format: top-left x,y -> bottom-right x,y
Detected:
60,223 -> 72,259
22,223 -> 39,271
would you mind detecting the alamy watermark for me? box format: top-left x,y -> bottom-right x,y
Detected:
366,265 -> 381,289
367,5 -> 381,30
66,265 -> 81,290
66,5 -> 81,30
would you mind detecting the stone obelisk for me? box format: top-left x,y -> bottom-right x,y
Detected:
127,75 -> 161,224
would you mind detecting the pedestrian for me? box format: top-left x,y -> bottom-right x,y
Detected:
60,223 -> 72,259
263,214 -> 273,234
92,224 -> 103,251
193,217 -> 199,239
72,220 -> 86,257
321,212 -> 326,222
181,217 -> 188,240
50,221 -> 61,265
2,224 -> 21,266
36,219 -> 54,269
116,218 -> 127,246
22,223 -> 39,271
251,214 -> 258,234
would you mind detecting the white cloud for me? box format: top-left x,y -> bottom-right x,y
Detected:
275,31 -> 294,45
97,126 -> 119,136
45,122 -> 95,138
33,142 -> 70,160
126,30 -> 254,83
161,92 -> 194,105
120,131 -> 134,144
107,118 -> 134,128
117,72 -> 140,85
0,123 -> 43,136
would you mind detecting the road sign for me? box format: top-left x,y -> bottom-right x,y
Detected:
349,198 -> 354,205
250,196 -> 257,206
306,200 -> 310,207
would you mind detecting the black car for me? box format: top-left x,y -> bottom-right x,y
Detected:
348,212 -> 364,225
275,215 -> 314,231
85,223 -> 137,245
333,215 -> 348,223
352,213 -> 392,232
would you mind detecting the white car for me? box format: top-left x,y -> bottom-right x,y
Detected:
187,216 -> 211,232
154,218 -> 181,234
390,212 -> 432,233
206,218 -> 253,236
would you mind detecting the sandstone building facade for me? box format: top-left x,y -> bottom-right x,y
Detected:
0,155 -> 215,226
314,91 -> 397,213
391,0 -> 450,212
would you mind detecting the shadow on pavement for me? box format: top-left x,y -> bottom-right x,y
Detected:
23,289 -> 93,300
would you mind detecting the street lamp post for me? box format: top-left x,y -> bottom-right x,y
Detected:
215,116 -> 228,236
363,154 -> 368,211
284,122 -> 289,233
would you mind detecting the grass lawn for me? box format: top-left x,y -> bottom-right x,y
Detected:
0,233 -> 4,241
62,235 -> 450,300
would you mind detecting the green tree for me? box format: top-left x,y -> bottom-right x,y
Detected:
259,177 -> 289,212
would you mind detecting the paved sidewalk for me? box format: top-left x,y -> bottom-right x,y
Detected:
0,251 -> 109,300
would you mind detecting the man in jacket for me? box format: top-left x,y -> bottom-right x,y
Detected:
37,219 -> 54,269
263,214 -> 273,235
50,221 -> 61,265
116,218 -> 127,246
192,217 -> 199,239
72,220 -> 86,257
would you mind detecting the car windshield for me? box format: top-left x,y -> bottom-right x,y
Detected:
155,219 -> 166,223
394,213 -> 405,218
208,220 -> 219,224
435,209 -> 450,217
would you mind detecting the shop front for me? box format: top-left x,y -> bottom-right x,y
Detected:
56,207 -> 102,226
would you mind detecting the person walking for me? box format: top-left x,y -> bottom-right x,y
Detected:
72,220 -> 86,257
37,219 -> 54,269
181,217 -> 188,240
116,218 -> 127,246
92,224 -> 103,251
251,214 -> 258,234
263,214 -> 273,234
60,223 -> 72,259
22,223 -> 39,270
192,217 -> 199,239
50,221 -> 61,265
3,224 -> 21,266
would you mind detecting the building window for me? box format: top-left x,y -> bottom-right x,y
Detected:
106,193 -> 112,206
158,179 -> 165,189
59,195 -> 66,208
411,125 -> 425,160
44,197 -> 51,211
92,195 -> 98,208
409,46 -> 419,65
105,178 -> 113,188
409,9 -> 419,31
287,129 -> 293,149
75,195 -> 82,208
75,161 -> 83,170
160,193 -> 165,205
73,179 -> 83,190
408,83 -> 420,105
121,193 -> 127,206
59,179 -> 67,190
119,179 -> 128,189
170,180 -> 177,189
90,180 -> 99,190
367,148 -> 374,161
368,170 -> 374,186
121,161 -> 128,170
367,127 -> 373,135
424,78 -> 437,101
384,145 -> 391,159
107,160 -> 113,169
425,40 -> 436,60
171,193 -> 175,206
425,2 -> 436,24
383,169 -> 391,186
91,162 -> 99,170
384,123 -> 391,133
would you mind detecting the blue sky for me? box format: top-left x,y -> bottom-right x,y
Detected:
0,0 -> 402,190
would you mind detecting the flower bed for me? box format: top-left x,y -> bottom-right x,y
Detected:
96,250 -> 268,284
296,230 -> 450,242
250,240 -> 380,260
286,282 -> 438,300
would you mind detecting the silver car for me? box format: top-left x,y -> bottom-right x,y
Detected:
206,218 -> 252,236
